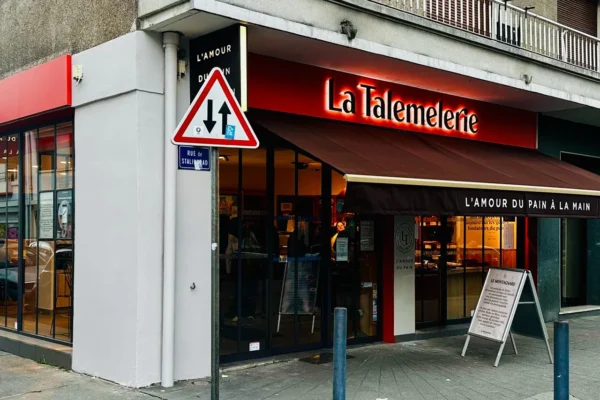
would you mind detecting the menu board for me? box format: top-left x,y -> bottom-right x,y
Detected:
39,192 -> 54,239
462,268 -> 552,367
278,256 -> 320,315
468,268 -> 525,342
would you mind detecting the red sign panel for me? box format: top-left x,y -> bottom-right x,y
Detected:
0,55 -> 72,126
248,55 -> 537,149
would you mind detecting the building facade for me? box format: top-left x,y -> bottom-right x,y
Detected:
1,0 -> 600,388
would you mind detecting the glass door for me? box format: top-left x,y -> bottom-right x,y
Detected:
329,207 -> 380,341
415,216 -> 443,327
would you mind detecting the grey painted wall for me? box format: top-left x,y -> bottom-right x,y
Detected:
0,0 -> 137,78
72,32 -> 165,387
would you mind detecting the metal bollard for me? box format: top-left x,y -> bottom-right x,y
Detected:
333,307 -> 347,400
554,320 -> 569,400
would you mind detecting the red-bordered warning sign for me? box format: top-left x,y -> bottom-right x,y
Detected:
172,68 -> 259,149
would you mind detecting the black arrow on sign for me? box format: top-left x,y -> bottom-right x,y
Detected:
203,99 -> 216,133
219,102 -> 231,137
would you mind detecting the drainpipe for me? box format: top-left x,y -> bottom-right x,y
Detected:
162,31 -> 179,388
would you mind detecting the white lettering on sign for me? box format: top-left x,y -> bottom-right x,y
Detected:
465,197 -> 523,209
196,45 -> 232,62
199,67 -> 231,84
327,78 -> 479,135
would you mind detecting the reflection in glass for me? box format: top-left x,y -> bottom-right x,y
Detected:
5,134 -> 20,332
416,216 -> 442,324
501,217 -> 518,268
484,216 -> 502,269
272,149 -> 296,349
23,130 -> 38,334
219,149 -> 239,355
465,216 -> 484,315
0,136 -> 9,328
53,240 -> 73,340
0,123 -> 74,342
297,153 -> 321,345
238,148 -> 268,352
414,216 -> 422,323
56,123 -> 73,190
447,217 -> 465,320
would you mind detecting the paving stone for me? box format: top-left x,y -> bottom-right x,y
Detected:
5,318 -> 600,399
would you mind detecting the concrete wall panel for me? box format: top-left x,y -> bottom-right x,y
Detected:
72,32 -> 164,108
72,32 -> 165,387
0,0 -> 137,78
139,0 -> 189,17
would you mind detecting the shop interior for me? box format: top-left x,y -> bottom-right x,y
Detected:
414,216 -> 527,327
0,122 -> 74,342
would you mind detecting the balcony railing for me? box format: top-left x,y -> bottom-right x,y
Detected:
371,0 -> 600,72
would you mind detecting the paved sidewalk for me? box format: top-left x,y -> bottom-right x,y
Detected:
3,317 -> 600,399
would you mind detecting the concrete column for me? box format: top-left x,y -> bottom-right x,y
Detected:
71,32 -> 165,387
173,39 -> 212,381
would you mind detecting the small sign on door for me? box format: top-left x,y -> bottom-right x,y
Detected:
249,342 -> 260,352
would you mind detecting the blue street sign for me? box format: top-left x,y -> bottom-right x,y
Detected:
178,146 -> 210,171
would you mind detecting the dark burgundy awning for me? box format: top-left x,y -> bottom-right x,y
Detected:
250,110 -> 600,218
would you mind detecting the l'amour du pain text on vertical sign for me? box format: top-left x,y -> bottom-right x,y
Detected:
190,25 -> 247,111
394,216 -> 415,337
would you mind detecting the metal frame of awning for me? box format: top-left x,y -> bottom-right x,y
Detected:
344,174 -> 600,197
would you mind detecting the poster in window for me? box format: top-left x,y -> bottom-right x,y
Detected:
360,220 -> 375,251
39,192 -> 54,239
336,237 -> 349,262
57,190 -> 73,239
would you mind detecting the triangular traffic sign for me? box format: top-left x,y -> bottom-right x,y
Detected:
172,68 -> 259,148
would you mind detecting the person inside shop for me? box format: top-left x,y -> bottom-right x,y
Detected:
330,220 -> 346,261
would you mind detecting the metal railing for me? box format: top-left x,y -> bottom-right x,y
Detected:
371,0 -> 600,72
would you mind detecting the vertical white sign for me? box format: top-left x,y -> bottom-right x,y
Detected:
394,216 -> 416,336
39,192 -> 54,239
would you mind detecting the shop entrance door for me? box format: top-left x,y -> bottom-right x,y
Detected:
330,215 -> 381,344
415,216 -> 446,327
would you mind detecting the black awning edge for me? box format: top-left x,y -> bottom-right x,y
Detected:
344,183 -> 600,218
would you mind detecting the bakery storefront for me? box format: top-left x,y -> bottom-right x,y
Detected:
218,54 -> 600,361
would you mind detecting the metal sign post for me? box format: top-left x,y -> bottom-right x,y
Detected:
210,147 -> 220,399
188,29 -> 248,397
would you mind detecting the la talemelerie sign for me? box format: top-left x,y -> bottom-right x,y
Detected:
326,78 -> 479,135
248,55 -> 538,148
